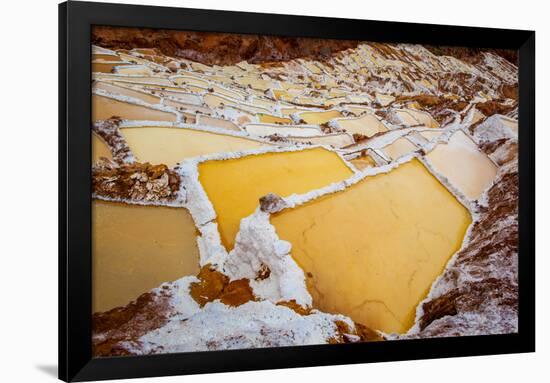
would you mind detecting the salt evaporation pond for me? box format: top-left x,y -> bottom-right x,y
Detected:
92,200 -> 200,313
271,159 -> 471,334
198,147 -> 354,250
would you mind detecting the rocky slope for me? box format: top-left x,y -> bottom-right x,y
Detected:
407,141 -> 518,337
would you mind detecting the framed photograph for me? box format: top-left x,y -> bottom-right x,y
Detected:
59,1 -> 535,381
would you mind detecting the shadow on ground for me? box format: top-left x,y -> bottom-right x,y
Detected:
36,365 -> 57,379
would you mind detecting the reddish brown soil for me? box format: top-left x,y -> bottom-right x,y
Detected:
475,100 -> 517,116
424,45 -> 518,65
189,265 -> 256,307
92,26 -> 359,66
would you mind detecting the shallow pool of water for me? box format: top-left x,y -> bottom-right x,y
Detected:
120,126 -> 269,166
92,94 -> 177,122
336,114 -> 388,137
198,147 -> 354,250
92,200 -> 200,313
271,159 -> 472,333
425,130 -> 498,200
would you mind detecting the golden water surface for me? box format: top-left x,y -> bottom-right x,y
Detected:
198,147 -> 354,250
120,127 -> 269,167
92,200 -> 200,313
92,94 -> 177,122
271,159 -> 471,334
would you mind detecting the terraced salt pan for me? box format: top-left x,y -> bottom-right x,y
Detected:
349,152 -> 377,170
156,90 -> 203,105
419,130 -> 444,142
425,130 -> 498,200
381,136 -> 418,160
211,84 -> 247,101
333,114 -> 388,137
92,200 -> 200,313
93,74 -> 174,87
197,115 -> 242,132
394,109 -> 423,126
204,94 -> 268,115
280,107 -> 314,117
257,114 -> 293,125
172,75 -> 209,88
272,89 -> 295,102
92,53 -> 123,62
198,147 -> 354,250
92,61 -> 131,73
93,81 -> 161,105
244,124 -> 321,138
92,132 -> 112,163
120,126 -> 270,167
92,94 -> 177,122
270,159 -> 472,334
298,110 -> 343,124
235,76 -> 277,91
287,133 -> 354,148
376,93 -> 395,106
323,97 -> 348,107
115,64 -> 153,76
405,109 -> 439,128
162,98 -> 211,114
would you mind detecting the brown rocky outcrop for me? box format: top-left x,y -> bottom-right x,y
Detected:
92,285 -> 175,357
92,160 -> 180,203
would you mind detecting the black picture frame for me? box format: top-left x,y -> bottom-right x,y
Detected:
59,1 -> 535,381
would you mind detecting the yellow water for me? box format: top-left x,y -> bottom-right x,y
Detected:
298,110 -> 343,124
425,130 -> 498,200
92,200 -> 200,313
92,132 -> 112,163
92,95 -> 177,122
271,159 -> 472,333
198,147 -> 354,250
382,137 -> 418,160
337,114 -> 388,137
257,114 -> 293,124
120,127 -> 269,167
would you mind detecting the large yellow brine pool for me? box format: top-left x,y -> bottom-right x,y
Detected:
271,159 -> 472,334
